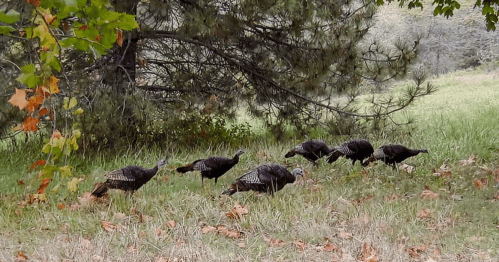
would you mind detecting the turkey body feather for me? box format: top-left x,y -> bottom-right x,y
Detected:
365,144 -> 428,168
92,159 -> 168,197
285,139 -> 333,164
176,149 -> 245,184
222,163 -> 303,196
327,139 -> 374,166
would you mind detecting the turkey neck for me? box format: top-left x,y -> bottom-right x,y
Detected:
407,149 -> 424,156
144,165 -> 159,180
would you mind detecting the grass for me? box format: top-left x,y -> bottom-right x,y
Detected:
2,68 -> 499,261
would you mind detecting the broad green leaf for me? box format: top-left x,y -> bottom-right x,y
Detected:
67,177 -> 79,192
0,9 -> 20,24
59,165 -> 73,177
16,64 -> 40,88
39,165 -> 59,179
40,49 -> 61,72
0,25 -> 14,35
117,14 -> 139,30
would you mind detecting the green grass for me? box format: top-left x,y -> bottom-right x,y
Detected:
2,69 -> 499,261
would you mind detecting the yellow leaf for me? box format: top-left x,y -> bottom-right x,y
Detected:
59,165 -> 72,177
68,97 -> 77,109
47,75 -> 60,94
72,129 -> 81,138
63,97 -> 69,110
67,177 -> 79,192
74,108 -> 84,115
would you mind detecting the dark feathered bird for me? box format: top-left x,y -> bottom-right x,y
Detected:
176,149 -> 245,184
365,144 -> 428,168
285,139 -> 333,165
222,163 -> 303,196
326,139 -> 374,166
92,159 -> 168,197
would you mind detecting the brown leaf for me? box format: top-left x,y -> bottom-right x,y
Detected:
166,220 -> 177,229
26,0 -> 41,7
400,163 -> 415,173
323,243 -> 340,252
266,237 -> 285,247
26,95 -> 44,112
358,242 -> 379,262
433,164 -> 453,178
459,154 -> 477,166
417,208 -> 431,219
201,225 -> 217,234
406,245 -> 427,258
292,240 -> 306,251
30,159 -> 46,170
51,130 -> 62,139
216,225 -> 241,239
39,107 -> 49,116
9,88 -> 28,110
16,251 -> 28,261
421,189 -> 439,199
237,242 -> 246,248
116,29 -> 123,46
57,203 -> 65,210
20,116 -> 40,133
36,178 -> 50,194
474,178 -> 488,189
47,75 -> 60,94
338,231 -> 352,239
101,221 -> 118,232
225,203 -> 248,219
17,179 -> 24,185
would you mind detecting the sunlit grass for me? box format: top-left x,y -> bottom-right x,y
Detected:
1,68 -> 499,261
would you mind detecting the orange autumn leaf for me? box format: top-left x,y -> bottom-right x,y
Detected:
47,76 -> 60,94
474,178 -> 488,189
116,29 -> 124,46
51,130 -> 62,139
79,24 -> 88,31
26,95 -> 44,112
225,203 -> 248,219
101,221 -> 118,232
57,203 -> 65,210
323,243 -> 340,252
21,116 -> 40,133
36,86 -> 51,97
26,0 -> 40,7
16,251 -> 28,261
36,178 -> 50,194
8,88 -> 28,110
39,107 -> 49,116
30,159 -> 46,170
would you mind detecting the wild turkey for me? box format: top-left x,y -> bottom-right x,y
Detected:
92,159 -> 168,197
285,139 -> 333,165
326,139 -> 374,166
222,163 -> 303,196
176,149 -> 245,184
365,144 -> 428,169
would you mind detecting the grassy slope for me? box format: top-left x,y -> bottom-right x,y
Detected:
1,69 -> 499,261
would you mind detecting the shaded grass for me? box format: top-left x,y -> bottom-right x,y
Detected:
1,69 -> 499,261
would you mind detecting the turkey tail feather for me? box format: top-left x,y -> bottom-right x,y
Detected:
92,183 -> 108,197
327,151 -> 342,163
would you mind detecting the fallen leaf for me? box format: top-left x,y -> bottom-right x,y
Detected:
225,203 -> 248,219
36,178 -> 50,194
127,244 -> 138,254
352,195 -> 374,205
8,88 -> 28,110
400,163 -> 415,173
494,169 -> 499,183
357,242 -> 379,262
450,194 -> 463,201
216,225 -> 241,239
432,164 -> 452,178
237,242 -> 246,248
338,231 -> 352,239
266,237 -> 285,247
406,245 -> 427,258
421,189 -> 439,199
202,225 -> 216,234
292,240 -> 306,251
101,221 -> 118,232
459,155 -> 477,166
17,179 -> 24,185
474,178 -> 488,189
26,95 -> 44,112
323,243 -> 340,252
155,227 -> 165,236
112,212 -> 126,221
57,203 -> 65,210
139,214 -> 152,223
417,208 -> 431,219
16,251 -> 28,261
166,220 -> 177,229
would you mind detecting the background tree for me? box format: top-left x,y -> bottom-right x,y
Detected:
2,0 -> 435,149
